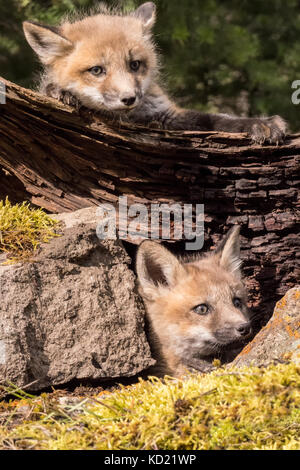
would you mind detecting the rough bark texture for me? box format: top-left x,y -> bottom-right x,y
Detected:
0,208 -> 154,391
232,287 -> 300,367
0,77 -> 299,328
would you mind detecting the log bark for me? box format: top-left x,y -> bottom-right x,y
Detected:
0,77 -> 299,329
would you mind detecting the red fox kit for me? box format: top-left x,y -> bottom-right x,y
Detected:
136,226 -> 252,376
23,2 -> 286,144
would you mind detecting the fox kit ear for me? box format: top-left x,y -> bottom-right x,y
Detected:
136,241 -> 184,300
23,21 -> 73,65
216,226 -> 242,278
134,2 -> 156,31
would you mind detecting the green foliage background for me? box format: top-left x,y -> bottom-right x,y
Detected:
1,0 -> 300,130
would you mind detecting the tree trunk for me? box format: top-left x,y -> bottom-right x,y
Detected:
0,77 -> 299,328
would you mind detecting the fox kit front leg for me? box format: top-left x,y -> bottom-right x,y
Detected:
165,109 -> 287,145
131,85 -> 287,145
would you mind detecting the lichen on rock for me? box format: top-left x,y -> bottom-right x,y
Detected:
233,287 -> 300,367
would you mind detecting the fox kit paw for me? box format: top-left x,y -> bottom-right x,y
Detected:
45,84 -> 81,109
247,115 -> 287,145
58,90 -> 81,109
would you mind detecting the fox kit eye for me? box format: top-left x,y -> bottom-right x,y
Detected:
193,304 -> 209,315
130,60 -> 141,72
88,66 -> 105,76
233,297 -> 243,309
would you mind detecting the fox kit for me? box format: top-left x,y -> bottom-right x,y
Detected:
136,226 -> 252,376
23,2 -> 286,144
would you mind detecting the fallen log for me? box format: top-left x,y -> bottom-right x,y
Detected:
0,77 -> 299,328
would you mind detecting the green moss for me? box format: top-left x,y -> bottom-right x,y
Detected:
0,363 -> 299,450
0,198 -> 59,263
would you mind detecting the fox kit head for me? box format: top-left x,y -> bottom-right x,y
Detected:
23,2 -> 157,111
136,227 -> 252,372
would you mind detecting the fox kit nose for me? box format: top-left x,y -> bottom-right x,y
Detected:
122,96 -> 136,107
236,322 -> 251,337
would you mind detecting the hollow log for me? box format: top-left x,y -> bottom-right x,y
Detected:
0,77 -> 299,328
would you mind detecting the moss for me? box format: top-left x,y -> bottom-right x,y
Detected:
0,363 -> 299,450
0,198 -> 59,263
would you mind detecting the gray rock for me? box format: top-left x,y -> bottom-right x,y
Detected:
0,208 -> 154,391
232,287 -> 300,367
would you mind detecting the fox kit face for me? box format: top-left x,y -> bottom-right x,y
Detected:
136,227 -> 252,374
23,3 -> 157,111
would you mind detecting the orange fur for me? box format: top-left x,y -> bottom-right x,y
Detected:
136,227 -> 253,377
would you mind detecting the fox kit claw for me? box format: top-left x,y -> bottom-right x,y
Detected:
58,90 -> 81,109
248,115 -> 287,145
